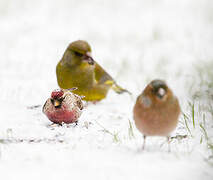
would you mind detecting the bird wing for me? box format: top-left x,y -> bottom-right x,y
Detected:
94,62 -> 131,95
42,99 -> 48,113
94,62 -> 114,86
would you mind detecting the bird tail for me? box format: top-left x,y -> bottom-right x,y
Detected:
112,83 -> 132,95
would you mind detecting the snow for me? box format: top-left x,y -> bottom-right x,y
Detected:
0,0 -> 213,179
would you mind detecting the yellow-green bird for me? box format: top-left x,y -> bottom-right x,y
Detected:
56,40 -> 131,101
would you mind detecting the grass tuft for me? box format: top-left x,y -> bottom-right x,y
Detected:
188,102 -> 196,128
94,120 -> 121,143
183,112 -> 192,137
128,119 -> 135,139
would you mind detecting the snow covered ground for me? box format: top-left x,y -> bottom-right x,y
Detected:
0,0 -> 213,179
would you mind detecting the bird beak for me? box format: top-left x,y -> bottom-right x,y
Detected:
54,99 -> 61,107
83,52 -> 95,65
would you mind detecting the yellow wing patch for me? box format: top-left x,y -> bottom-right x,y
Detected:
104,80 -> 114,86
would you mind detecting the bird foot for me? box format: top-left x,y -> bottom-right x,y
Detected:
167,136 -> 171,153
142,135 -> 146,151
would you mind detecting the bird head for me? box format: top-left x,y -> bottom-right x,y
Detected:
51,89 -> 64,108
150,79 -> 168,100
138,79 -> 171,108
66,40 -> 95,65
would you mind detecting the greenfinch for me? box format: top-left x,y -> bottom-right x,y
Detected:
56,40 -> 130,101
43,88 -> 83,124
133,80 -> 181,150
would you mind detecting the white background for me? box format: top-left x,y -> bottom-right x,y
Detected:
0,0 -> 213,179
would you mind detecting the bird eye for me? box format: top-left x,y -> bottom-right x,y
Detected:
74,51 -> 82,57
50,98 -> 54,105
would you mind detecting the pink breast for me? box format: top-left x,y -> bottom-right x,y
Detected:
46,108 -> 78,124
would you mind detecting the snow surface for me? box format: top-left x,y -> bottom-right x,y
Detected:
0,0 -> 213,179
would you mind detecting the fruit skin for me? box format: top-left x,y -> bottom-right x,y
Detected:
43,89 -> 83,124
133,79 -> 181,149
56,40 -> 131,101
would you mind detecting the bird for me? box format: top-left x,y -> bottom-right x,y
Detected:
56,40 -> 131,101
43,88 -> 83,124
133,79 -> 181,151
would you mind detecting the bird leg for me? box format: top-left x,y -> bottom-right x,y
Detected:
167,136 -> 171,152
142,135 -> 146,150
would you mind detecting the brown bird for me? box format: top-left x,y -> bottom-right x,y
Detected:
43,88 -> 83,124
133,79 -> 181,151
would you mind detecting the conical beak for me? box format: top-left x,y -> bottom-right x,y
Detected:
54,99 -> 61,107
87,56 -> 95,65
84,52 -> 95,65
